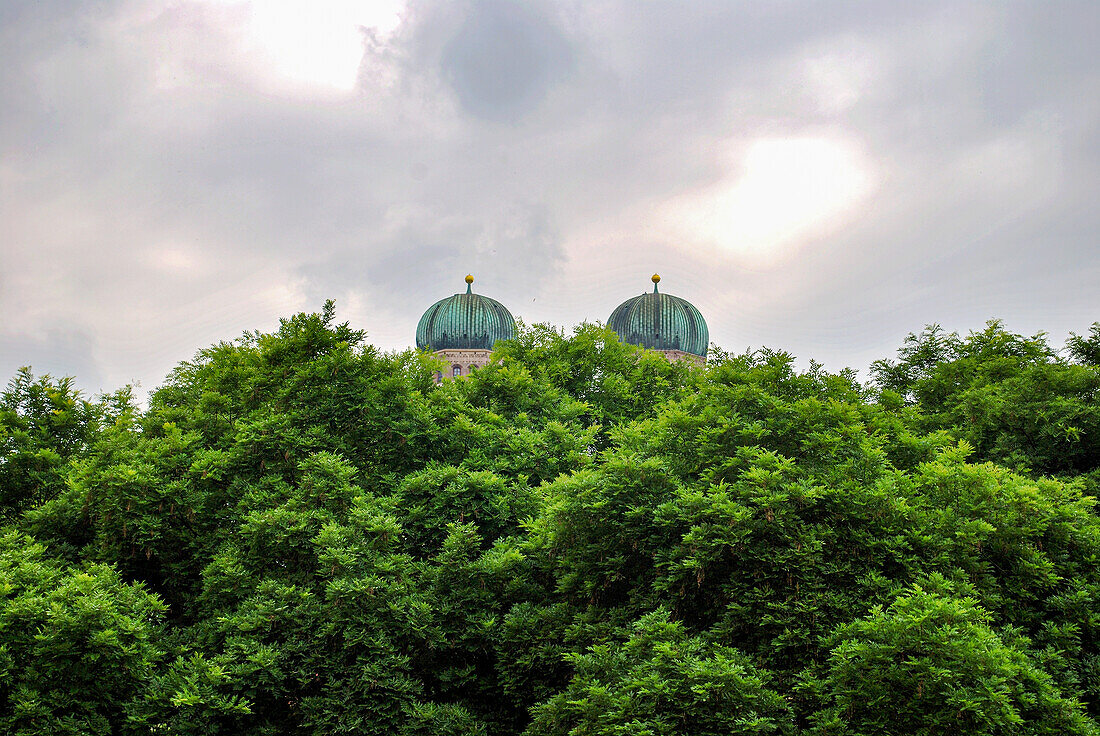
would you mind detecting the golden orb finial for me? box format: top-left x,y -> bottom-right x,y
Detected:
465,274 -> 474,284
651,273 -> 661,284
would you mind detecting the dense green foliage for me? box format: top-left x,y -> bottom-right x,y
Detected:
2,306 -> 1098,734
0,368 -> 124,524
870,321 -> 1100,488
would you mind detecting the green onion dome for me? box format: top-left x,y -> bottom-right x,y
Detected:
416,275 -> 515,351
607,274 -> 709,357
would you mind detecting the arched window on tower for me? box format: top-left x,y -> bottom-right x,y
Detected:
452,365 -> 462,377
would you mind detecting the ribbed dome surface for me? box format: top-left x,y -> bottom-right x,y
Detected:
416,278 -> 515,351
607,277 -> 708,357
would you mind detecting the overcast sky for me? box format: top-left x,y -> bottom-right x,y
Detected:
2,0 -> 1098,397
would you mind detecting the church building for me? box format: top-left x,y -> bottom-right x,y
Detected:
606,274 -> 708,366
416,275 -> 515,380
416,273 -> 708,377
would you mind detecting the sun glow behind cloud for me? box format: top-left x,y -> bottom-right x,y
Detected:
220,0 -> 405,90
664,136 -> 877,264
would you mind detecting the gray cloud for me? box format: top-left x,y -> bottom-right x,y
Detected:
1,0 -> 1097,395
441,0 -> 574,121
0,328 -> 104,393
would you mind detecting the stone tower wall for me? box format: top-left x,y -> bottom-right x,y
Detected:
434,349 -> 494,380
660,349 -> 706,366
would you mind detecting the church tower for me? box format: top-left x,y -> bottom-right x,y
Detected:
607,274 -> 708,365
416,275 -> 515,379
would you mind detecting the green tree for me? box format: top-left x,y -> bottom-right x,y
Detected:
492,322 -> 698,445
1067,323 -> 1100,366
871,321 -> 1100,480
126,653 -> 252,734
526,610 -> 792,736
811,582 -> 1096,735
7,305 -> 1100,734
0,530 -> 166,735
0,368 -> 114,523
